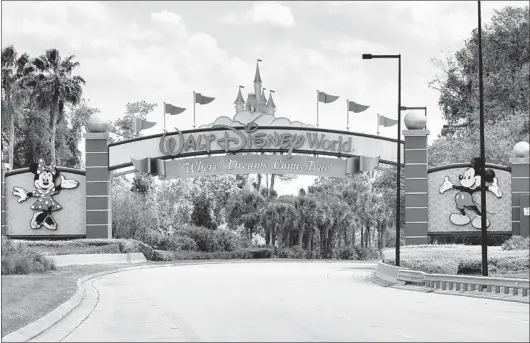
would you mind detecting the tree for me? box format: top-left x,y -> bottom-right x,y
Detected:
12,100 -> 96,168
110,100 -> 158,141
111,100 -> 158,198
260,201 -> 298,246
226,189 -> 266,239
30,48 -> 85,164
429,5 -> 529,166
1,45 -> 32,169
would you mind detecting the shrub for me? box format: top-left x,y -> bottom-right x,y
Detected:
238,248 -> 273,259
120,239 -> 155,260
213,230 -> 239,252
136,229 -> 176,250
1,237 -> 56,275
274,246 -> 306,259
35,244 -> 121,255
112,186 -> 157,239
502,236 -> 530,251
14,238 -> 156,260
152,249 -> 175,261
353,245 -> 380,260
337,246 -> 359,260
382,244 -> 530,276
151,248 -> 270,261
402,259 -> 459,275
178,225 -> 216,252
172,235 -> 198,251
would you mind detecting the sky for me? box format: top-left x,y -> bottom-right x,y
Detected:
1,1 -> 527,195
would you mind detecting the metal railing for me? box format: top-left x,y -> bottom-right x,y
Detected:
397,269 -> 529,297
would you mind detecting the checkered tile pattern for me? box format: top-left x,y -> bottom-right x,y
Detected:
428,168 -> 512,233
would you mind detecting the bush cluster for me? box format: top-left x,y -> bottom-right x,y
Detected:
13,238 -> 155,260
1,236 -> 56,275
136,225 -> 240,253
151,248 -> 273,261
382,244 -> 529,275
501,236 -> 530,251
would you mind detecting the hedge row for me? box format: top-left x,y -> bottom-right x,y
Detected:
15,238 -> 156,260
382,244 -> 530,275
151,248 -> 274,261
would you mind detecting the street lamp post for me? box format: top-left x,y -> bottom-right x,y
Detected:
363,53 -> 402,266
400,106 -> 427,129
477,1 -> 488,277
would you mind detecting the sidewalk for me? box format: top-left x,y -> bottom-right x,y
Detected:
30,276 -> 189,342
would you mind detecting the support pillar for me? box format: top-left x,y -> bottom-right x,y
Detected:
84,129 -> 112,239
403,112 -> 429,245
1,162 -> 10,235
510,142 -> 529,237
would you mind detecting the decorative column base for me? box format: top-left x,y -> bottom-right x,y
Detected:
511,154 -> 529,237
1,162 -> 10,235
403,127 -> 430,245
84,132 -> 112,239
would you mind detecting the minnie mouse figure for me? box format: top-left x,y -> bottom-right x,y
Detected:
12,159 -> 79,230
439,157 -> 503,229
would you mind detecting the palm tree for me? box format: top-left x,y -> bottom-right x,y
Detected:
1,45 -> 32,169
30,48 -> 85,164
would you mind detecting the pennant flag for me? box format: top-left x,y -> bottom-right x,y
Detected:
165,103 -> 186,115
134,118 -> 157,131
378,115 -> 398,127
131,157 -> 165,177
347,101 -> 370,113
359,156 -> 380,172
195,93 -> 215,105
345,156 -> 380,177
318,91 -> 340,104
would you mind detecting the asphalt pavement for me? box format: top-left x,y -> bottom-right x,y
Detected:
30,261 -> 530,342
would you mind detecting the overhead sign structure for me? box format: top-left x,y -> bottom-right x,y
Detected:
131,154 -> 380,180
109,123 -> 403,170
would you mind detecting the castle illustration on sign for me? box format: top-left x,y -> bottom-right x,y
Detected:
197,61 -> 315,129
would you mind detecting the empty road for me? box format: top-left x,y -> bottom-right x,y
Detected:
31,261 -> 530,342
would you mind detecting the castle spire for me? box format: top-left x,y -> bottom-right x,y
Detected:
234,85 -> 245,113
234,86 -> 245,104
254,59 -> 262,83
267,90 -> 276,109
267,90 -> 276,115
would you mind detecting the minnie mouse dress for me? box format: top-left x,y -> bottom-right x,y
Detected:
30,188 -> 62,212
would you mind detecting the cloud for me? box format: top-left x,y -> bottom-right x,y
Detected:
220,2 -> 295,27
151,9 -> 187,38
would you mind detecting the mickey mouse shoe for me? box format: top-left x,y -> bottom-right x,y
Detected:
472,216 -> 490,229
449,213 -> 471,226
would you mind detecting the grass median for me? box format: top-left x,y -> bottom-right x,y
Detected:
1,263 -> 135,337
382,239 -> 529,278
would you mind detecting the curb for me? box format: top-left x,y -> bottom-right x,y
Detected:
2,259 -> 374,342
368,272 -> 529,304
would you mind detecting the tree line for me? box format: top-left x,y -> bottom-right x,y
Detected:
2,47 -> 86,168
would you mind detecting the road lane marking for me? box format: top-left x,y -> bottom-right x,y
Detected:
337,315 -> 351,320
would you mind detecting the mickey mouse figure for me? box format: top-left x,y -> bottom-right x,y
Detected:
439,157 -> 503,229
12,159 -> 79,230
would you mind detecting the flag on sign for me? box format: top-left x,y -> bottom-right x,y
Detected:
195,93 -> 215,105
134,118 -> 157,131
165,103 -> 186,115
318,91 -> 340,104
378,115 -> 398,127
347,100 -> 369,113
